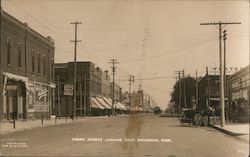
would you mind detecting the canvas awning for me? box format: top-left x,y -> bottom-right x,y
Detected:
102,97 -> 112,108
90,97 -> 105,109
3,72 -> 29,90
96,97 -> 111,109
210,98 -> 228,101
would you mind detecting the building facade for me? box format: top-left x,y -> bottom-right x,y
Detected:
228,65 -> 250,122
198,74 -> 229,116
0,10 -> 55,120
54,62 -> 115,117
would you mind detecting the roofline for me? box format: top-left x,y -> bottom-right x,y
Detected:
2,10 -> 55,47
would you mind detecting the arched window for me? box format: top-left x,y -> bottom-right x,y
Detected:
32,51 -> 35,73
37,53 -> 41,74
17,43 -> 22,67
6,38 -> 12,65
43,56 -> 46,75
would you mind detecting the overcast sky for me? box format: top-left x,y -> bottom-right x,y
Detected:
3,0 -> 249,109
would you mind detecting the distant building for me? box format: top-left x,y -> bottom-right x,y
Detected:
101,70 -> 110,98
110,82 -> 122,102
228,65 -> 250,122
54,62 -> 122,117
0,10 -> 55,120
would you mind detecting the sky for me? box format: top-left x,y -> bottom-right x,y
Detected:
2,0 -> 249,109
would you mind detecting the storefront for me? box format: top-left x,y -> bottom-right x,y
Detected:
3,72 -> 29,120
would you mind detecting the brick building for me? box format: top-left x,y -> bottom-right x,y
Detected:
0,10 -> 55,120
228,65 -> 250,122
55,62 -> 114,117
198,74 -> 230,116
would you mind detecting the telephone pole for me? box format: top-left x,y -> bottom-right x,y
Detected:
195,70 -> 198,111
183,69 -> 187,108
174,70 -> 184,114
128,75 -> 135,113
70,21 -> 81,120
200,21 -> 241,127
108,59 -> 119,116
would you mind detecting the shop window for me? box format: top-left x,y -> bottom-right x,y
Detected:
6,38 -> 12,65
17,43 -> 22,67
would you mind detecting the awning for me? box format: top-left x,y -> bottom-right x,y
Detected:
210,98 -> 228,101
102,97 -> 113,108
115,102 -> 126,110
49,82 -> 56,88
90,97 -> 105,109
3,72 -> 29,90
96,97 -> 111,109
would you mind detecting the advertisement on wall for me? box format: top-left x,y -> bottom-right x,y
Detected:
35,83 -> 49,112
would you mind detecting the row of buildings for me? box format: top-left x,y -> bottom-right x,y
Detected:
0,10 -> 155,121
54,61 -> 156,117
170,66 -> 249,122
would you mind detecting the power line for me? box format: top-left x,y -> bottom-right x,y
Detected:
119,36 -> 217,63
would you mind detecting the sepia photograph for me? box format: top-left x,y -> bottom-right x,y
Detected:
0,0 -> 249,156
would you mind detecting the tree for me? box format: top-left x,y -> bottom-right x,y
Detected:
171,76 -> 196,111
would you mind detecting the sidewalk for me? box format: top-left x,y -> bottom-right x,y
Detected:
0,115 -> 115,135
209,122 -> 249,142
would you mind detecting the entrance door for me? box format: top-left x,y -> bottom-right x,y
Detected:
6,90 -> 18,120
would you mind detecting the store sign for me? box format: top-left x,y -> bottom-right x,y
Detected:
35,84 -> 48,101
64,84 -> 73,96
6,84 -> 17,90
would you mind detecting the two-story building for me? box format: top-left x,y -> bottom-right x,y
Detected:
55,62 -> 115,117
198,74 -> 230,116
0,10 -> 55,120
228,65 -> 249,122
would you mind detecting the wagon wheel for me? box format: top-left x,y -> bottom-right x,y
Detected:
202,115 -> 209,127
194,114 -> 202,126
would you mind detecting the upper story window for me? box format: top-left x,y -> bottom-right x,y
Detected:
37,53 -> 41,74
43,56 -> 46,75
32,51 -> 35,73
6,38 -> 12,65
51,59 -> 54,78
17,43 -> 23,68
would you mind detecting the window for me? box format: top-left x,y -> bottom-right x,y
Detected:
51,60 -> 54,78
32,51 -> 35,73
6,38 -> 12,64
43,56 -> 46,75
37,53 -> 41,74
17,43 -> 22,67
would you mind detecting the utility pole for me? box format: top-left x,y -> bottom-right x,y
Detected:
70,21 -> 81,120
195,70 -> 198,111
57,76 -> 61,118
183,69 -> 187,108
108,59 -> 119,116
84,73 -> 87,118
174,70 -> 184,114
128,75 -> 135,113
206,66 -> 210,108
200,21 -> 241,127
79,79 -> 83,117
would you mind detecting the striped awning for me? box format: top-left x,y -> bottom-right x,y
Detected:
90,97 -> 105,109
96,97 -> 111,109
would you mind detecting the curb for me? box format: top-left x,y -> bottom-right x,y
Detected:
0,119 -> 87,135
209,124 -> 247,136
